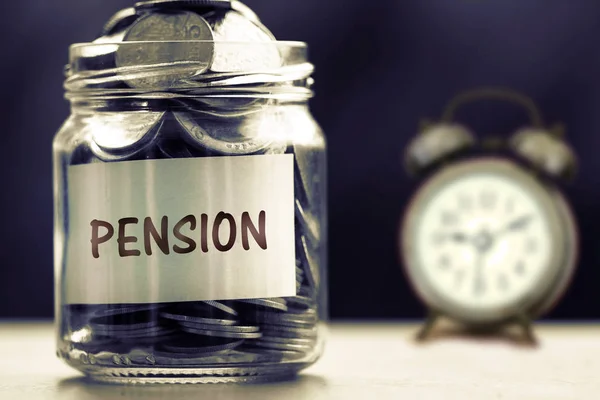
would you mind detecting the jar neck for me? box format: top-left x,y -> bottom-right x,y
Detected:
66,41 -> 315,114
69,94 -> 311,115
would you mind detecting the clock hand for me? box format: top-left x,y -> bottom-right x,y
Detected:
449,232 -> 469,243
472,251 -> 486,296
436,231 -> 470,244
493,214 -> 534,238
506,214 -> 533,231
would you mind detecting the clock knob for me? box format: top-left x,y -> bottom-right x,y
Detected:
405,123 -> 475,175
509,127 -> 577,180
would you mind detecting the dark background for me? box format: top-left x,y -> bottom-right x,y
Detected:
2,0 -> 600,320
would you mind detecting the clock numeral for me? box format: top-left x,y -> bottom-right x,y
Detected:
515,261 -> 525,275
480,190 -> 497,209
441,211 -> 459,226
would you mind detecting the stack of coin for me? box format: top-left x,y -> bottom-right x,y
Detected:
64,0 -> 322,367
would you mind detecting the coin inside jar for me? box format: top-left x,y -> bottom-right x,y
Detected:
90,112 -> 165,154
102,7 -> 140,36
205,10 -> 281,72
173,107 -> 281,155
116,11 -> 215,88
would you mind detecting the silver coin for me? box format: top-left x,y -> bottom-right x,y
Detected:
88,319 -> 160,333
253,311 -> 317,327
293,143 -> 318,206
91,111 -> 165,153
157,138 -> 196,158
297,285 -> 316,298
119,331 -> 179,344
203,300 -> 238,316
231,1 -> 260,24
173,111 -> 274,155
93,30 -> 126,44
250,340 -> 312,353
254,335 -> 316,346
298,235 -> 320,289
286,295 -> 316,309
108,327 -> 176,340
178,321 -> 260,333
205,10 -> 281,73
238,298 -> 288,311
182,326 -> 263,339
102,7 -> 139,36
160,337 -> 244,354
161,311 -> 238,326
296,198 -> 320,245
260,325 -> 318,339
152,350 -> 256,365
258,319 -> 315,330
263,141 -> 289,155
116,11 -> 215,88
89,321 -> 161,334
88,140 -> 161,162
237,347 -> 300,361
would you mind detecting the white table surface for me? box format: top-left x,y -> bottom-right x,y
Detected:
0,321 -> 599,399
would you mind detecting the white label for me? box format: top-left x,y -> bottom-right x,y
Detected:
65,154 -> 296,305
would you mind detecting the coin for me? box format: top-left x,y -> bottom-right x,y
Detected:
298,235 -> 319,289
118,330 -> 178,343
293,143 -> 320,207
286,295 -> 316,310
206,10 -> 281,72
152,350 -> 258,365
254,336 -> 315,346
178,321 -> 260,333
88,310 -> 161,331
295,198 -> 320,245
237,347 -> 301,361
182,326 -> 263,339
158,336 -> 244,353
260,325 -> 318,339
249,340 -> 312,353
161,311 -> 238,326
157,137 -> 197,158
116,11 -> 215,88
102,7 -> 140,36
203,300 -> 238,316
160,302 -> 239,325
173,111 -> 274,155
101,326 -> 175,339
251,311 -> 317,327
231,1 -> 260,24
91,112 -> 165,153
237,298 -> 288,312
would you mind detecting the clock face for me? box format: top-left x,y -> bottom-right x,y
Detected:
402,159 -> 568,321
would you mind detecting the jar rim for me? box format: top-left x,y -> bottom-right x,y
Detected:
65,39 -> 313,101
70,40 -> 308,51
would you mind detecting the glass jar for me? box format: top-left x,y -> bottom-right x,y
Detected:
53,40 -> 327,383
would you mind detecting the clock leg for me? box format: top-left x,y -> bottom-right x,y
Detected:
515,313 -> 538,345
416,310 -> 439,341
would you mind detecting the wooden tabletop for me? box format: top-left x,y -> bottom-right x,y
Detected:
0,321 -> 598,399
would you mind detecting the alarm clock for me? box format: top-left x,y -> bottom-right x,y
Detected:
399,88 -> 578,343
